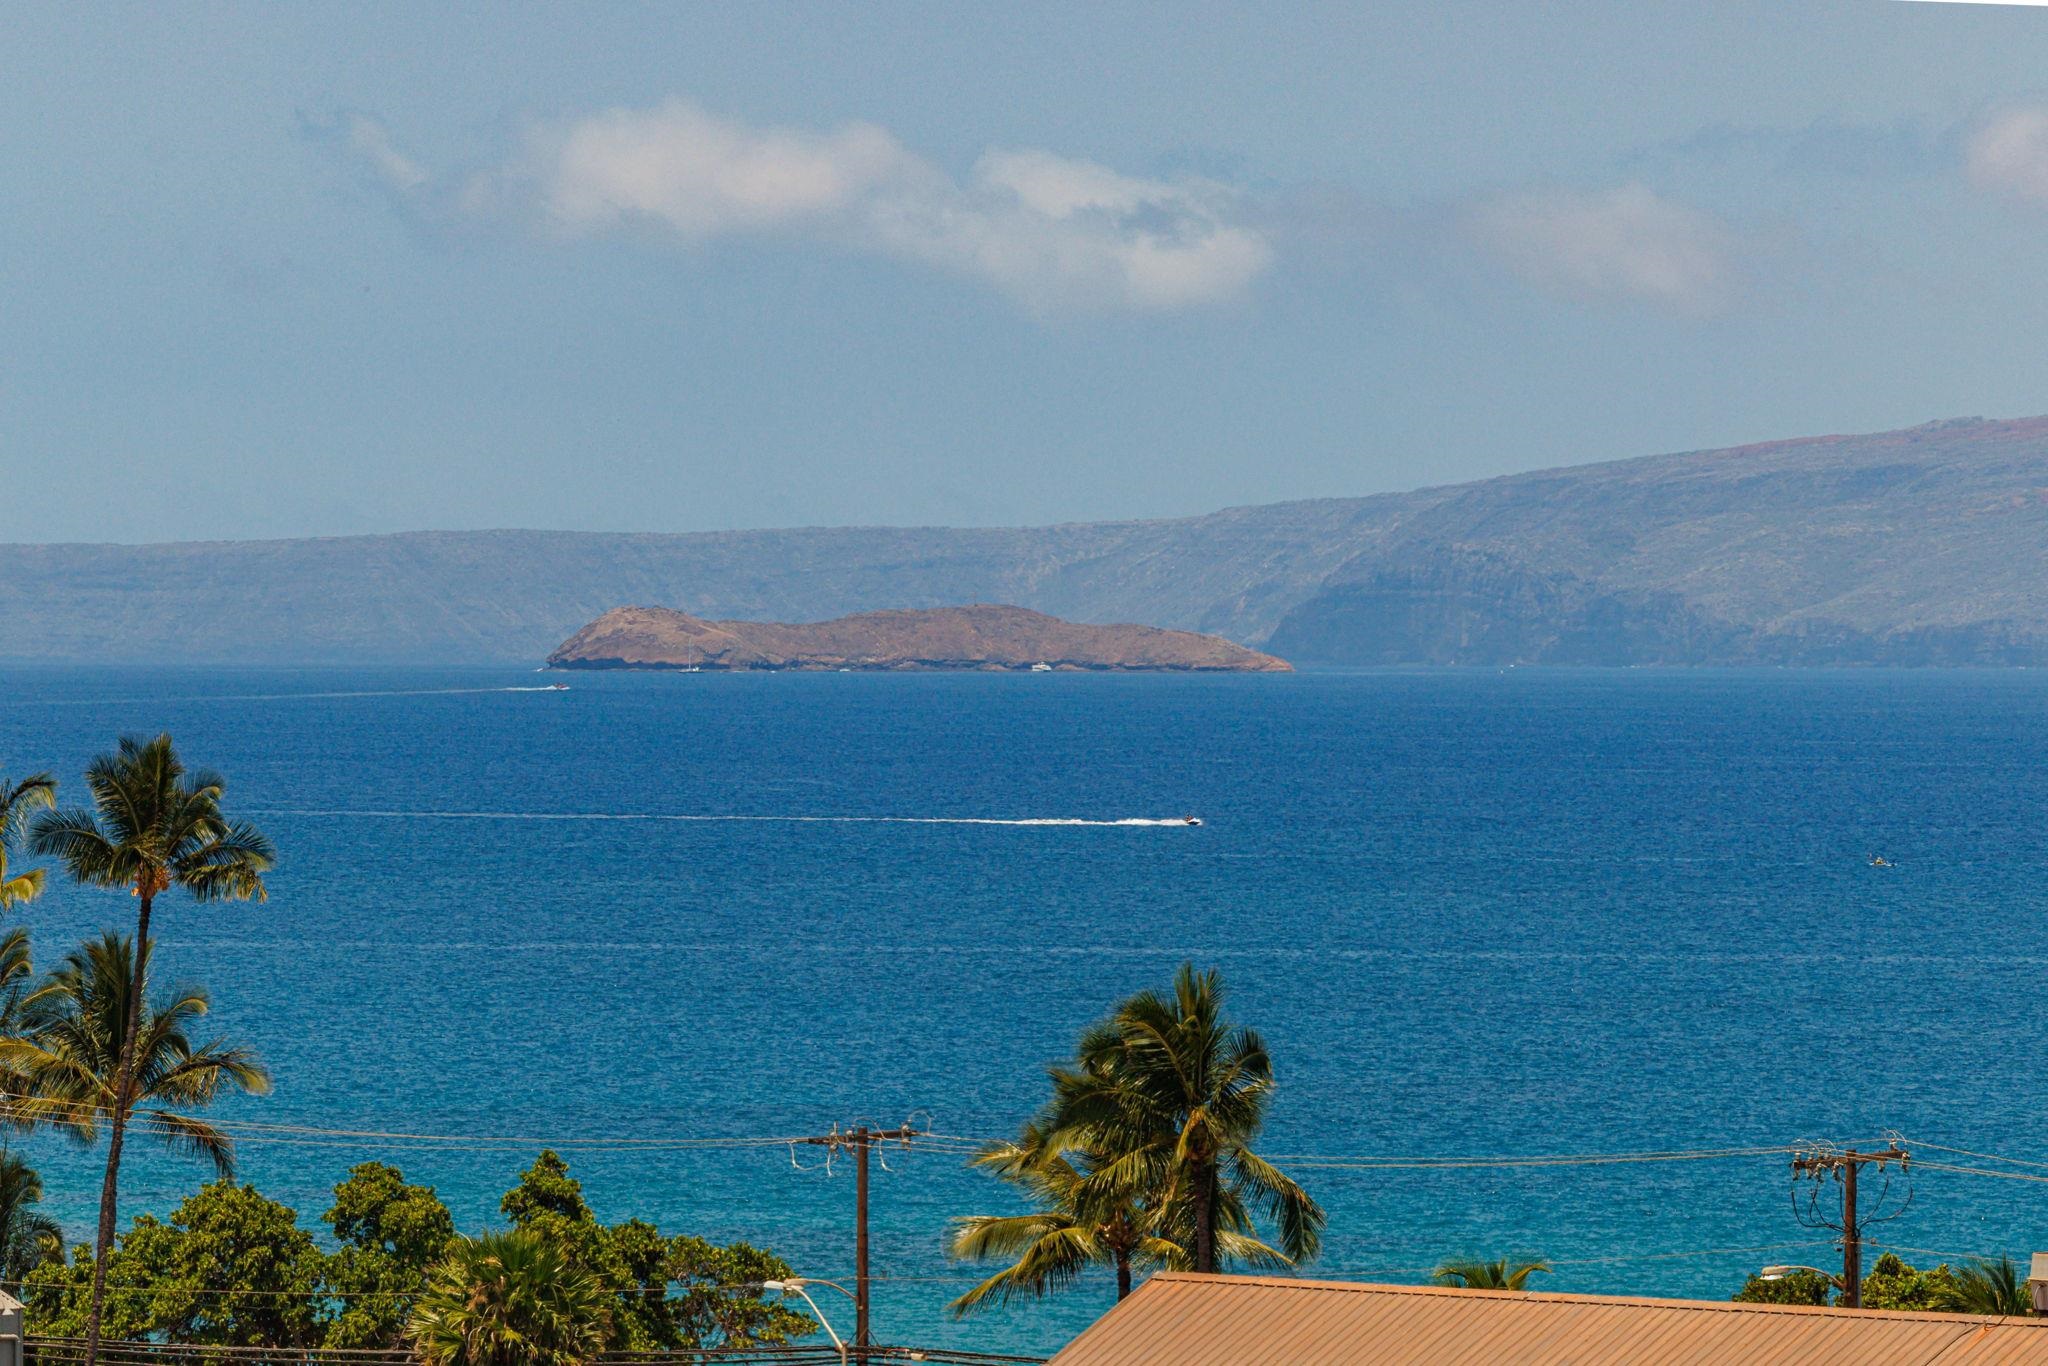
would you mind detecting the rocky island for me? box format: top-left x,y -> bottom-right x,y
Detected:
547,604 -> 1291,672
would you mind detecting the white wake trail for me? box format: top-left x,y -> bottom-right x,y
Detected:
13,685 -> 574,708
248,810 -> 1197,828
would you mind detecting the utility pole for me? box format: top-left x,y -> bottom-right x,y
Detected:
1790,1144 -> 1910,1307
797,1123 -> 922,1361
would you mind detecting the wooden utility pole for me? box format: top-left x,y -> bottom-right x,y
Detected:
798,1123 -> 921,1360
1791,1144 -> 1909,1308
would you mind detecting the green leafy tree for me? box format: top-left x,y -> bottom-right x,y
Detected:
1732,1269 -> 1834,1306
142,1182 -> 324,1346
1432,1257 -> 1551,1291
24,1227 -> 165,1341
0,1153 -> 63,1283
0,933 -> 268,1355
1041,964 -> 1324,1275
22,1185 -> 321,1346
107,1182 -> 323,1347
1730,1255 -> 1987,1312
664,1236 -> 814,1349
322,1162 -> 458,1349
499,1151 -> 809,1350
408,1230 -> 612,1366
29,735 -> 272,1366
1855,1252 -> 1959,1311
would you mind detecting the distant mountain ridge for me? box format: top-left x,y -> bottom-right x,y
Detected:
547,604 -> 1289,672
8,413 -> 2048,666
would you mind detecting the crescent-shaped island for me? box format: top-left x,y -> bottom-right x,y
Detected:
547,603 -> 1291,672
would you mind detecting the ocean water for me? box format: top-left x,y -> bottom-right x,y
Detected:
2,665 -> 2047,1356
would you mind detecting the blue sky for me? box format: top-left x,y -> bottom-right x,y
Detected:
9,1 -> 2048,542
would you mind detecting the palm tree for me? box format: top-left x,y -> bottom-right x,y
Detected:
1941,1256 -> 2031,1316
0,933 -> 269,1357
0,772 -> 57,1033
950,1122 -> 1170,1313
1433,1257 -> 1551,1291
950,1117 -> 1293,1314
408,1230 -> 613,1366
0,772 -> 57,912
1041,964 -> 1324,1274
0,1152 -> 63,1283
29,735 -> 271,1365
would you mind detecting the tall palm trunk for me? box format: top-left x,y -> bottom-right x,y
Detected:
82,890 -> 150,1366
1116,1249 -> 1132,1300
1193,1160 -> 1215,1274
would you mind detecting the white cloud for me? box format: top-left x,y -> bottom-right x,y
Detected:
1463,183 -> 1740,315
356,98 -> 1270,316
345,114 -> 429,193
868,149 -> 1270,313
534,100 -> 923,237
1967,105 -> 2048,206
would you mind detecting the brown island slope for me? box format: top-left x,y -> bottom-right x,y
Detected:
548,604 -> 1290,672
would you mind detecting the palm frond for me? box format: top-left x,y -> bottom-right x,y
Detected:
26,809 -> 126,887
946,1224 -> 1098,1316
1225,1146 -> 1326,1264
138,1108 -> 238,1178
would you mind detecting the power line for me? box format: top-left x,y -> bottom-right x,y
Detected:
1892,1137 -> 2048,1173
1273,1144 -> 1812,1171
1904,1159 -> 2048,1185
11,1099 -> 2015,1185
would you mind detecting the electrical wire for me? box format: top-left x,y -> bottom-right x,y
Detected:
1891,1137 -> 2048,1173
1903,1159 -> 2048,1186
1273,1145 -> 1802,1171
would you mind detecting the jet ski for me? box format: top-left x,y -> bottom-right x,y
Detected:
1183,815 -> 1203,827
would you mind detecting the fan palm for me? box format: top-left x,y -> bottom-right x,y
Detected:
1432,1258 -> 1551,1291
0,933 -> 268,1358
29,735 -> 270,1366
1042,964 -> 1324,1274
408,1230 -> 613,1366
0,1152 -> 63,1283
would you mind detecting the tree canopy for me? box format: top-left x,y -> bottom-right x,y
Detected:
21,1153 -> 811,1352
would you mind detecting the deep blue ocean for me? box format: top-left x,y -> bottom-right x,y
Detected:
2,665 -> 2046,1356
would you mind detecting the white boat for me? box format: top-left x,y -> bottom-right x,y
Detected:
1030,662 -> 1053,672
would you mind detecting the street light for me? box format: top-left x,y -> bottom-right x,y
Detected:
762,1278 -> 856,1366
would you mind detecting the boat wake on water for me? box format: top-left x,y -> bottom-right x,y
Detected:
248,809 -> 1201,828
15,685 -> 575,707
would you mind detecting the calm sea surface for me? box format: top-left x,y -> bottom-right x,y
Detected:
1,665 -> 2046,1354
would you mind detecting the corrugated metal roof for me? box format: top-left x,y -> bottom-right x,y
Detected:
1045,1273 -> 2048,1365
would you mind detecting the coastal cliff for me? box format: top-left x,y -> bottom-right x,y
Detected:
12,414 -> 2048,667
547,604 -> 1292,672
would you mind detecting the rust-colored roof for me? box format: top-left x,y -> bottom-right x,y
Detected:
1045,1273 -> 2048,1365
